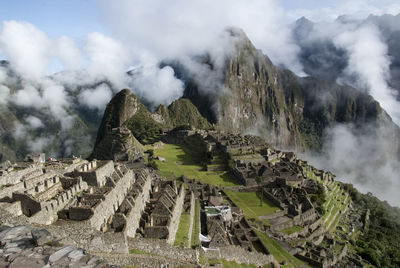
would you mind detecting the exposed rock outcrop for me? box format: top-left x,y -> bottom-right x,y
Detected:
180,28 -> 400,154
0,225 -> 113,267
91,89 -> 144,160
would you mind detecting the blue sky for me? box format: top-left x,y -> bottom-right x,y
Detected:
1,0 -> 399,38
0,0 -> 103,37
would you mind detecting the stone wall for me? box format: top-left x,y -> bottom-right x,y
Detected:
201,245 -> 277,267
128,237 -> 197,264
0,183 -> 24,200
167,184 -> 186,245
74,160 -> 114,187
12,192 -> 41,216
23,172 -> 58,191
0,164 -> 43,186
29,178 -> 89,225
124,169 -> 153,238
262,189 -> 284,209
90,167 -> 134,231
187,191 -> 195,247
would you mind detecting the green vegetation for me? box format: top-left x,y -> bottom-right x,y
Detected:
225,190 -> 280,223
191,200 -> 200,248
208,258 -> 259,268
174,213 -> 191,248
298,118 -> 323,151
125,103 -> 162,144
343,183 -> 400,268
153,143 -> 238,187
281,225 -> 303,235
255,230 -> 308,267
164,98 -> 212,130
128,249 -> 148,255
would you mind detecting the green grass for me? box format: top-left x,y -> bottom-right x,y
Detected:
281,225 -> 303,235
174,213 -> 191,248
128,249 -> 147,255
153,143 -> 239,187
191,200 -> 200,248
208,259 -> 259,267
255,230 -> 309,268
225,190 -> 280,223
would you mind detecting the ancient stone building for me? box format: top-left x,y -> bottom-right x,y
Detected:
73,160 -> 114,187
142,181 -> 185,244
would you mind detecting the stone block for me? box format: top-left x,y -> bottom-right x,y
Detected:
31,229 -> 53,246
48,245 -> 75,263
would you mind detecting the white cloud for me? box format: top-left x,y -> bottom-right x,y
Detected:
27,136 -> 54,153
0,85 -> 9,104
130,65 -> 184,107
54,36 -> 83,70
304,124 -> 400,207
84,32 -> 129,87
99,0 -> 304,75
13,84 -> 45,108
286,0 -> 400,22
333,24 -> 400,124
0,21 -> 50,81
79,83 -> 113,111
26,115 -> 43,129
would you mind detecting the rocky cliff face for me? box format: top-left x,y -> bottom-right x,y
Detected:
91,89 -> 143,161
181,29 -> 400,154
91,89 -> 212,159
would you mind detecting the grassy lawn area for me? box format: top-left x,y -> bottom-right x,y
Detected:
225,190 -> 280,222
174,213 -> 191,248
128,249 -> 148,255
191,200 -> 200,248
281,225 -> 303,235
255,230 -> 309,267
153,143 -> 239,187
208,259 -> 259,268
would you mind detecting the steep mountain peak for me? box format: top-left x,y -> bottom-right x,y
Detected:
93,88 -> 139,147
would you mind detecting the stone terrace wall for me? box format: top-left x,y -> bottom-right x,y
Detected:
124,169 -> 153,238
30,178 -> 89,225
74,160 -> 114,187
201,245 -> 277,267
128,237 -> 197,263
0,183 -> 24,200
262,189 -> 284,209
90,167 -> 134,231
167,184 -> 186,245
187,191 -> 195,247
0,164 -> 43,186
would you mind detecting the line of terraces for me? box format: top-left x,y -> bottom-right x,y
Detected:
148,130 -> 356,267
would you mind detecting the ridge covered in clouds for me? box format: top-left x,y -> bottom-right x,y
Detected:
292,13 -> 400,206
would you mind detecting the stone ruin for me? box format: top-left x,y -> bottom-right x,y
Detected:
262,178 -> 319,230
139,180 -> 185,244
184,179 -> 270,256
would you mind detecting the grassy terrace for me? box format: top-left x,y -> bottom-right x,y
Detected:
281,225 -> 303,235
255,230 -> 308,268
225,190 -> 280,225
152,143 -> 239,187
208,259 -> 260,268
174,213 -> 191,248
191,200 -> 200,248
304,167 -> 351,233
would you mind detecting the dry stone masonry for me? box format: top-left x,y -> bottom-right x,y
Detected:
0,128 -> 358,267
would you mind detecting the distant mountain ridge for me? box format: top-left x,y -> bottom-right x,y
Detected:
293,13 -> 400,99
174,28 -> 400,155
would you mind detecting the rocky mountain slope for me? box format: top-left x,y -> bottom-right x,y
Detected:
90,89 -> 212,159
177,29 -> 400,154
293,13 -> 400,98
0,62 -> 105,161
